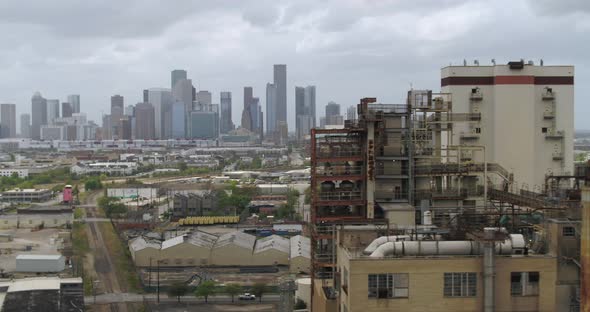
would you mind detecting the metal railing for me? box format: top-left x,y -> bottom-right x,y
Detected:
318,191 -> 363,201
316,165 -> 363,175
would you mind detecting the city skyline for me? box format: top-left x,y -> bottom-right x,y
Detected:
0,0 -> 587,130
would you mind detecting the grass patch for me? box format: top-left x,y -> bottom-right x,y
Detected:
72,222 -> 90,255
98,222 -> 142,293
74,207 -> 84,219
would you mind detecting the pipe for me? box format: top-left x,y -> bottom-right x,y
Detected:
363,234 -> 441,254
483,229 -> 495,312
369,234 -> 524,257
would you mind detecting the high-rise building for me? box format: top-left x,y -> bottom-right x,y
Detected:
273,64 -> 287,129
326,101 -> 340,117
266,83 -> 276,134
20,114 -> 31,138
67,95 -> 80,114
171,69 -> 187,89
0,104 -> 16,138
346,105 -> 357,122
441,60 -> 574,188
295,86 -> 316,140
135,103 -> 155,140
190,111 -> 219,139
120,117 -> 132,140
47,99 -> 60,124
125,105 -> 135,117
242,87 -> 254,131
172,78 -> 194,137
62,102 -> 73,118
147,88 -> 173,139
101,114 -> 112,140
196,91 -> 212,110
111,95 -> 124,116
171,101 -> 185,139
31,92 -> 47,140
220,92 -> 234,134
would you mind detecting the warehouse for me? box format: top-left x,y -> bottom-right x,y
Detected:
159,231 -> 217,267
289,235 -> 311,273
0,277 -> 83,311
129,236 -> 161,267
15,254 -> 65,273
210,231 -> 256,266
252,235 -> 290,266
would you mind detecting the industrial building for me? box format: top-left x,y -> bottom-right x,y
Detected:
309,61 -> 584,312
0,277 -> 83,312
15,254 -> 66,273
172,192 -> 217,218
0,188 -> 52,203
128,230 -> 311,270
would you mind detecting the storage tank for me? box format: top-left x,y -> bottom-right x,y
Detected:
320,181 -> 335,192
423,211 -> 432,225
340,181 -> 354,191
295,278 -> 311,307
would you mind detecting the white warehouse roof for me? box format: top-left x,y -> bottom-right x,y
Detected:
213,231 -> 256,250
254,235 -> 290,254
290,235 -> 311,259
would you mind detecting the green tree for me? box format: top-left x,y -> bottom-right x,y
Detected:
84,177 -> 103,191
177,162 -> 188,172
97,197 -> 127,218
251,282 -> 268,303
195,280 -> 216,303
167,282 -> 189,302
224,283 -> 241,303
304,186 -> 311,204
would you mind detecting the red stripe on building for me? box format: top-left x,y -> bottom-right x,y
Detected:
441,76 -> 574,86
494,75 -> 534,84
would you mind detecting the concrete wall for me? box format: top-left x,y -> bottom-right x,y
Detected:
210,246 -> 253,266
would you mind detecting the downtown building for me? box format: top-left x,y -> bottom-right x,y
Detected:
295,85 -> 316,140
220,91 -> 234,134
31,92 -> 47,140
0,103 -> 16,138
265,64 -> 287,136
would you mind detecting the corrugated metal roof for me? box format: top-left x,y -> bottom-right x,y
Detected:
15,254 -> 63,260
290,235 -> 311,259
129,236 -> 161,251
0,277 -> 82,293
161,235 -> 186,250
213,231 -> 256,250
254,235 -> 290,254
187,231 -> 218,248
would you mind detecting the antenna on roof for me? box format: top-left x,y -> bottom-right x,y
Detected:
540,59 -> 544,66
463,59 -> 467,66
491,59 -> 496,65
474,60 -> 479,66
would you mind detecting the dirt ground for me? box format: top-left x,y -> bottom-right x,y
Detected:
0,228 -> 64,273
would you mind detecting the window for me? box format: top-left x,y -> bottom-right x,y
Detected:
563,226 -> 576,237
542,127 -> 548,133
511,272 -> 539,296
368,273 -> 409,299
444,273 -> 477,297
475,128 -> 481,134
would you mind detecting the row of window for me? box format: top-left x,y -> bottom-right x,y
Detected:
367,271 -> 539,299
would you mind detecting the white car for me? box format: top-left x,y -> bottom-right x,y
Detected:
238,293 -> 256,300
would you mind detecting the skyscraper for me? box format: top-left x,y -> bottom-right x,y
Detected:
346,105 -> 357,122
171,101 -> 185,139
266,83 -> 276,134
326,101 -> 340,117
147,88 -> 173,139
0,104 -> 16,138
273,64 -> 287,129
62,102 -> 73,118
220,92 -> 234,134
135,103 -> 155,140
242,87 -> 254,131
172,78 -> 194,137
31,92 -> 47,140
110,95 -> 124,139
47,99 -> 60,124
295,86 -> 316,140
190,111 -> 219,139
67,95 -> 80,114
196,91 -> 212,110
171,69 -> 187,89
20,114 -> 31,138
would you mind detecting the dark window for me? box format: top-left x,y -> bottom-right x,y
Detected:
511,272 -> 539,296
563,226 -> 576,237
475,128 -> 481,134
542,127 -> 548,133
368,273 -> 409,299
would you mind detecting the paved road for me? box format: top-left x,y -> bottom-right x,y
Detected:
86,293 -> 281,304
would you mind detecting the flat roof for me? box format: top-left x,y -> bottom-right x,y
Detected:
0,277 -> 81,293
16,254 -> 63,260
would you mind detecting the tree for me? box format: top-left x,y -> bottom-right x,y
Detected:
97,197 -> 127,218
84,177 -> 103,191
167,282 -> 188,302
251,282 -> 268,303
224,283 -> 241,303
195,280 -> 216,303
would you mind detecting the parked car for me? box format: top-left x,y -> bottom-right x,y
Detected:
238,293 -> 256,300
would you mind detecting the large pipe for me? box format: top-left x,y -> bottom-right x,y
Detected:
483,228 -> 495,312
363,234 -> 442,254
369,234 -> 524,257
582,187 -> 590,312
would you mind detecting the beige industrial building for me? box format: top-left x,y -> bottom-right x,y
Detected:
441,60 -> 574,188
129,230 -> 311,270
251,235 -> 290,266
290,235 -> 311,273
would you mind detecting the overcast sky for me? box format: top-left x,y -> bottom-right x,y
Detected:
0,0 -> 588,130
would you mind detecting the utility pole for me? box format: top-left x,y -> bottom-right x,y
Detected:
157,260 -> 160,303
148,257 -> 152,288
